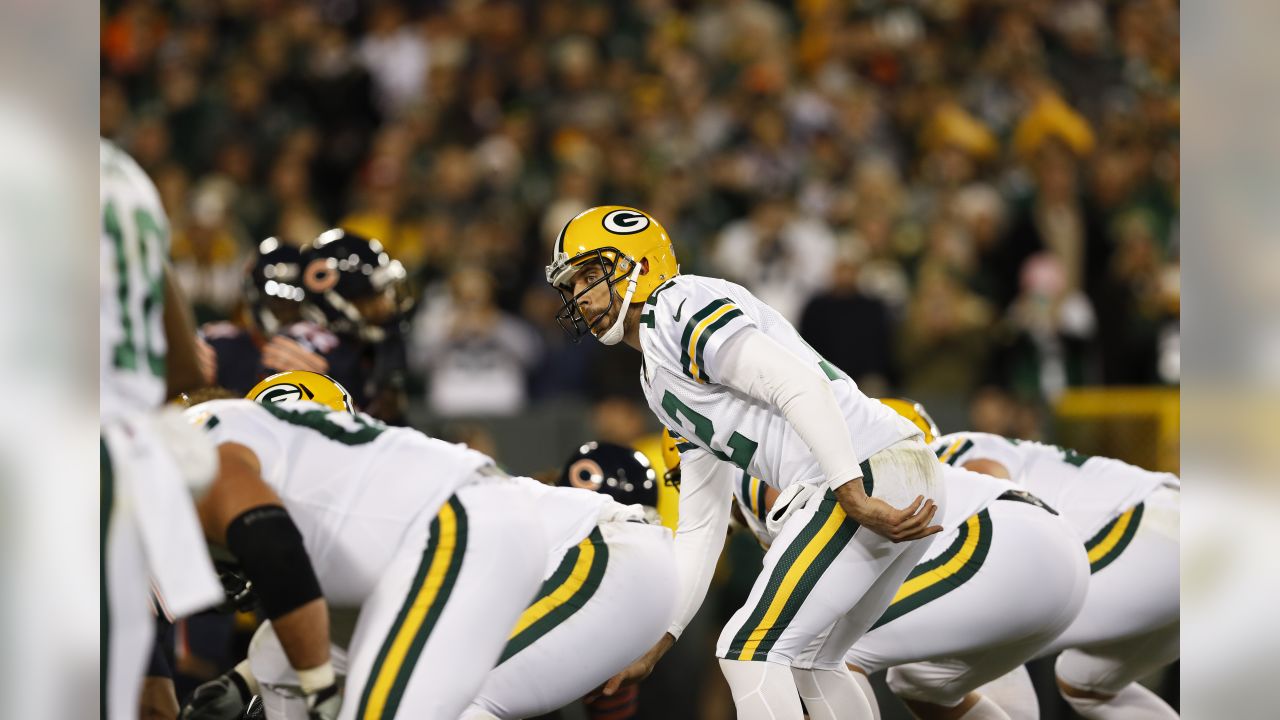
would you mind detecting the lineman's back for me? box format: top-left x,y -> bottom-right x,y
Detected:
188,399 -> 493,605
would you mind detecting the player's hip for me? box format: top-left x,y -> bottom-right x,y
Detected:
849,497 -> 1088,671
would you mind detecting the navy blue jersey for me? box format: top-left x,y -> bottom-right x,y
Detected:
200,321 -> 363,401
200,320 -> 406,423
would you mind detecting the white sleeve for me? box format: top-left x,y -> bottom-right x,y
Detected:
668,448 -> 736,639
716,329 -> 864,488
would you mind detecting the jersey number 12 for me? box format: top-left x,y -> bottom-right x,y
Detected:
661,390 -> 758,472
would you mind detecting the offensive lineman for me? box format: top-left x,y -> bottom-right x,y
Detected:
101,138 -> 224,720
183,371 -> 548,718
546,206 -> 944,720
181,372 -> 677,720
944,431 -> 1180,719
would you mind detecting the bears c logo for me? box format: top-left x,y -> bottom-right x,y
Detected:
303,258 -> 340,293
567,458 -> 605,490
601,209 -> 650,235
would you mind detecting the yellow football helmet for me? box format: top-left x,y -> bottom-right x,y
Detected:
880,397 -> 940,444
246,370 -> 355,414
545,206 -> 679,343
659,427 -> 684,487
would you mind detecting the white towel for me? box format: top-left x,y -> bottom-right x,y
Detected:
103,414 -> 222,618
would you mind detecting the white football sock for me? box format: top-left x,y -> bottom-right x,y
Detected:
1062,683 -> 1178,720
975,667 -> 1040,720
791,666 -> 876,720
718,659 -> 805,720
849,669 -> 883,720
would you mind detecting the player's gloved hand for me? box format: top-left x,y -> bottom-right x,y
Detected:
305,682 -> 342,720
298,661 -> 341,720
180,664 -> 256,720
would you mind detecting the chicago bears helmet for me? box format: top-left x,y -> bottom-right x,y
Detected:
545,206 -> 679,344
245,237 -> 305,335
559,440 -> 659,514
299,228 -> 407,342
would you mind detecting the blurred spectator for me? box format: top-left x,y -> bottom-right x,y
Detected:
897,260 -> 995,398
989,253 -> 1098,402
410,266 -> 542,417
1095,210 -> 1179,385
170,179 -> 250,323
1000,139 -> 1108,308
798,247 -> 895,396
357,3 -> 429,117
103,0 -> 1179,418
711,195 -> 836,323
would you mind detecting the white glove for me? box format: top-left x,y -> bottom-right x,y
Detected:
151,405 -> 218,496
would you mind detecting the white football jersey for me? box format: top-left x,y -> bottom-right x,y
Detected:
731,463 -> 1013,548
931,431 -> 1179,539
638,274 -> 919,493
509,475 -> 613,578
187,399 -> 494,606
101,139 -> 170,419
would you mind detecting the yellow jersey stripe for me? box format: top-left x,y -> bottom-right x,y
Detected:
508,537 -> 596,637
936,439 -> 966,465
890,513 -> 982,603
1088,507 -> 1136,565
737,502 -> 847,660
687,304 -> 738,382
362,503 -> 459,720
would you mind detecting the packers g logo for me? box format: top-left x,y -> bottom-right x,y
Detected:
253,383 -> 315,405
601,209 -> 650,235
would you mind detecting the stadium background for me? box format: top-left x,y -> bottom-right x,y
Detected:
101,0 -> 1179,717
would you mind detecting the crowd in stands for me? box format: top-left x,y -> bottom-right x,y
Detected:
103,0 -> 1180,430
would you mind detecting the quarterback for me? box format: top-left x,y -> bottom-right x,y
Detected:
690,399 -> 1090,720
547,206 -> 944,720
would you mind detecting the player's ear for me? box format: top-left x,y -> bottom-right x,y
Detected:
640,258 -> 650,274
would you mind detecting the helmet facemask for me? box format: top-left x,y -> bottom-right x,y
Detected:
549,248 -> 640,344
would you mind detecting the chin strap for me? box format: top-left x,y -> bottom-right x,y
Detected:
597,261 -> 643,346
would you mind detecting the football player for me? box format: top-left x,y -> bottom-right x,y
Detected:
101,138 -> 224,720
297,229 -> 411,423
552,441 -> 666,719
182,373 -> 677,720
546,206 -> 944,720
196,237 -> 365,412
182,371 -> 548,719
665,400 -> 1090,720
943,430 -> 1180,719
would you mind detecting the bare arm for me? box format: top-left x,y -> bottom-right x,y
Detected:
961,458 -> 1012,479
594,450 -> 734,697
163,265 -> 206,399
196,443 -> 331,672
